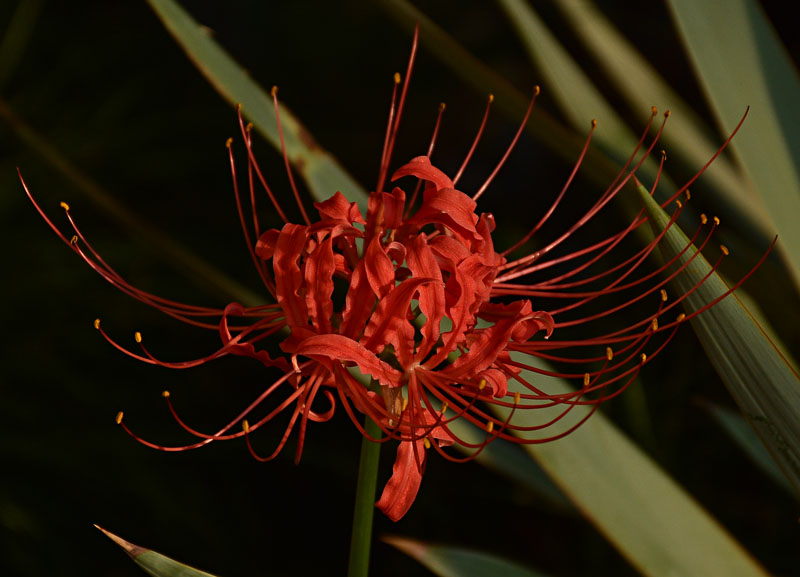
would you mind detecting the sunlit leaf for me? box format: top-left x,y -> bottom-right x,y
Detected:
95,526 -> 221,577
553,0 -> 773,242
668,0 -> 800,287
639,183 -> 800,500
491,353 -> 771,577
496,0 -> 673,193
385,536 -> 551,577
145,0 -> 368,210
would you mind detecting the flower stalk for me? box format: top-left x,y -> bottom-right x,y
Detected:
348,411 -> 382,577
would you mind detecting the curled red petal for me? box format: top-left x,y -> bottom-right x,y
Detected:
375,439 -> 426,522
292,334 -> 403,388
391,155 -> 453,191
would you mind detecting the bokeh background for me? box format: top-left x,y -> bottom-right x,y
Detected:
2,1 -> 799,576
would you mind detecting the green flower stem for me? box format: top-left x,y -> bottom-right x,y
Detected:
347,414 -> 382,577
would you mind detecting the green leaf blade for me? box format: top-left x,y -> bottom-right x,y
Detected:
146,0 -> 368,210
639,183 -> 800,498
385,536 -> 552,577
96,526 -> 221,577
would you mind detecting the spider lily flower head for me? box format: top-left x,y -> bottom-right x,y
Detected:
21,29 -> 766,522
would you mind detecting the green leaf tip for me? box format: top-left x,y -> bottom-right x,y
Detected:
95,524 -> 222,577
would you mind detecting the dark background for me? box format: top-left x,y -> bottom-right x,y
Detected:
2,2 -> 799,576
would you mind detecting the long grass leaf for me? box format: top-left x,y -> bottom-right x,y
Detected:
145,0 -> 368,209
639,183 -> 800,498
667,0 -> 800,287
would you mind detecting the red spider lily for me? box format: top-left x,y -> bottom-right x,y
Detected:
21,30 -> 769,522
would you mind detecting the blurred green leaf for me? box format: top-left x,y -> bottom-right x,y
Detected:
446,419 -> 573,512
385,536 -> 551,577
668,0 -> 800,287
551,0 -> 774,242
95,526 -> 220,577
639,182 -> 800,501
704,402 -> 796,498
145,0 -> 368,211
493,353 -> 771,577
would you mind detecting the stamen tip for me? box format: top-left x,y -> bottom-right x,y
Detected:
677,312 -> 686,322
225,137 -> 233,148
270,85 -> 278,97
162,390 -> 170,399
394,72 -> 401,85
713,216 -> 721,226
533,85 -> 540,96
660,289 -> 668,302
640,353 -> 648,363
651,106 -> 658,116
485,421 -> 494,433
488,93 -> 495,103
134,331 -> 142,343
664,110 -> 671,118
700,213 -> 708,225
438,102 -> 446,112
720,244 -> 729,256
583,372 -> 590,386
242,419 -> 250,433
60,201 -> 70,211
70,235 -> 78,245
115,411 -> 124,425
93,318 -> 101,330
591,118 -> 598,128
423,437 -> 431,449
606,347 -> 613,361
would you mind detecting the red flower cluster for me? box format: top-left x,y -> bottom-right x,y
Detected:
22,32 -> 763,521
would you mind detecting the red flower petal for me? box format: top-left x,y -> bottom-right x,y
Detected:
375,439 -> 426,522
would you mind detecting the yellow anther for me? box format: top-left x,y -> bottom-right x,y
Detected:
514,392 -> 520,405
664,110 -> 671,118
134,331 -> 142,343
583,373 -> 591,386
94,318 -> 101,329
700,214 -> 708,224
640,353 -> 648,363
685,190 -> 691,200
606,347 -> 613,361
533,85 -> 541,96
660,289 -> 668,302
402,397 -> 408,411
485,421 -> 494,433
225,137 -> 233,148
245,122 -> 253,132
720,244 -> 729,256
591,119 -> 598,128
162,390 -> 170,399
423,437 -> 431,449
713,216 -> 720,226
236,103 -> 242,112
242,419 -> 250,433
394,72 -> 401,84
60,201 -> 70,211
270,85 -> 278,97
661,149 -> 667,160
651,318 -> 659,331
677,313 -> 686,322
478,378 -> 487,391
438,102 -> 446,112
651,106 -> 658,116
115,411 -> 124,425
488,94 -> 495,103
675,199 -> 683,209
440,402 -> 448,414
70,235 -> 79,244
